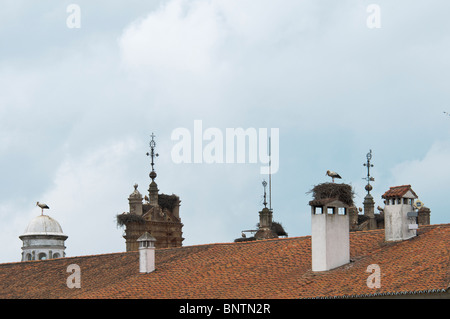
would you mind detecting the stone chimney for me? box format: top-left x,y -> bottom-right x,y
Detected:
348,206 -> 359,231
310,198 -> 350,272
382,185 -> 418,241
137,232 -> 156,273
418,206 -> 431,226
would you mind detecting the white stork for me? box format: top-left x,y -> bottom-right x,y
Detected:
36,202 -> 49,215
326,170 -> 342,183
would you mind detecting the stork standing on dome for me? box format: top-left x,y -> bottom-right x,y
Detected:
36,202 -> 49,215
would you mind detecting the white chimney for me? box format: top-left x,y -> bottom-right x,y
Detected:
310,199 -> 350,272
137,232 -> 156,273
382,185 -> 418,241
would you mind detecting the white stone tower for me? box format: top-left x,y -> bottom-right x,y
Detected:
20,213 -> 68,261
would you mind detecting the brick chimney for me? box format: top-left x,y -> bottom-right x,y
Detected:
418,206 -> 431,226
137,232 -> 156,273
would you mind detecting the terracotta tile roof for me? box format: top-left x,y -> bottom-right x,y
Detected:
0,224 -> 449,299
382,185 -> 418,199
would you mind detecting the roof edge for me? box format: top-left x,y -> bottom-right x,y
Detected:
307,288 -> 449,299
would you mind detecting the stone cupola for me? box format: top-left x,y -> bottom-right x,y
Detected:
20,213 -> 68,261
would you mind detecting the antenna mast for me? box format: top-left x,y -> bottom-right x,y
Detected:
269,136 -> 272,211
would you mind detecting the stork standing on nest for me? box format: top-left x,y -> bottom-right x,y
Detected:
36,202 -> 49,215
326,170 -> 342,183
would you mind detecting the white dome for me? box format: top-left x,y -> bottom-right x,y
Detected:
22,215 -> 66,236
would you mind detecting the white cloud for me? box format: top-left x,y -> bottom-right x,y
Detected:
117,0 -> 322,83
2,1 -> 450,264
0,201 -> 33,263
391,141 -> 450,188
390,140 -> 450,223
34,138 -> 139,257
119,0 -> 224,75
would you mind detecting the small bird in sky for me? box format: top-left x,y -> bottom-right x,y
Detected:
326,170 -> 342,183
36,202 -> 49,215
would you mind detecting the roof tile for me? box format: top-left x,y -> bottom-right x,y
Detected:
0,224 -> 449,299
382,185 -> 418,199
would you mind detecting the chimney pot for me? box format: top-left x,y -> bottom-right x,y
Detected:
137,232 -> 156,273
382,185 -> 418,242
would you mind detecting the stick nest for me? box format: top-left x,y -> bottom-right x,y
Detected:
307,182 -> 355,206
116,213 -> 146,227
158,194 -> 179,212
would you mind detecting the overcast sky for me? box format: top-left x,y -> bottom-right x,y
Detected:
1,0 -> 450,263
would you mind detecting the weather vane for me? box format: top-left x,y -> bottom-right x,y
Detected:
262,180 -> 268,208
363,149 -> 374,194
146,133 -> 159,182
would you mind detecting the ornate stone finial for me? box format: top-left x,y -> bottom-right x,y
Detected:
363,149 -> 374,195
146,133 -> 159,182
129,183 -> 143,201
